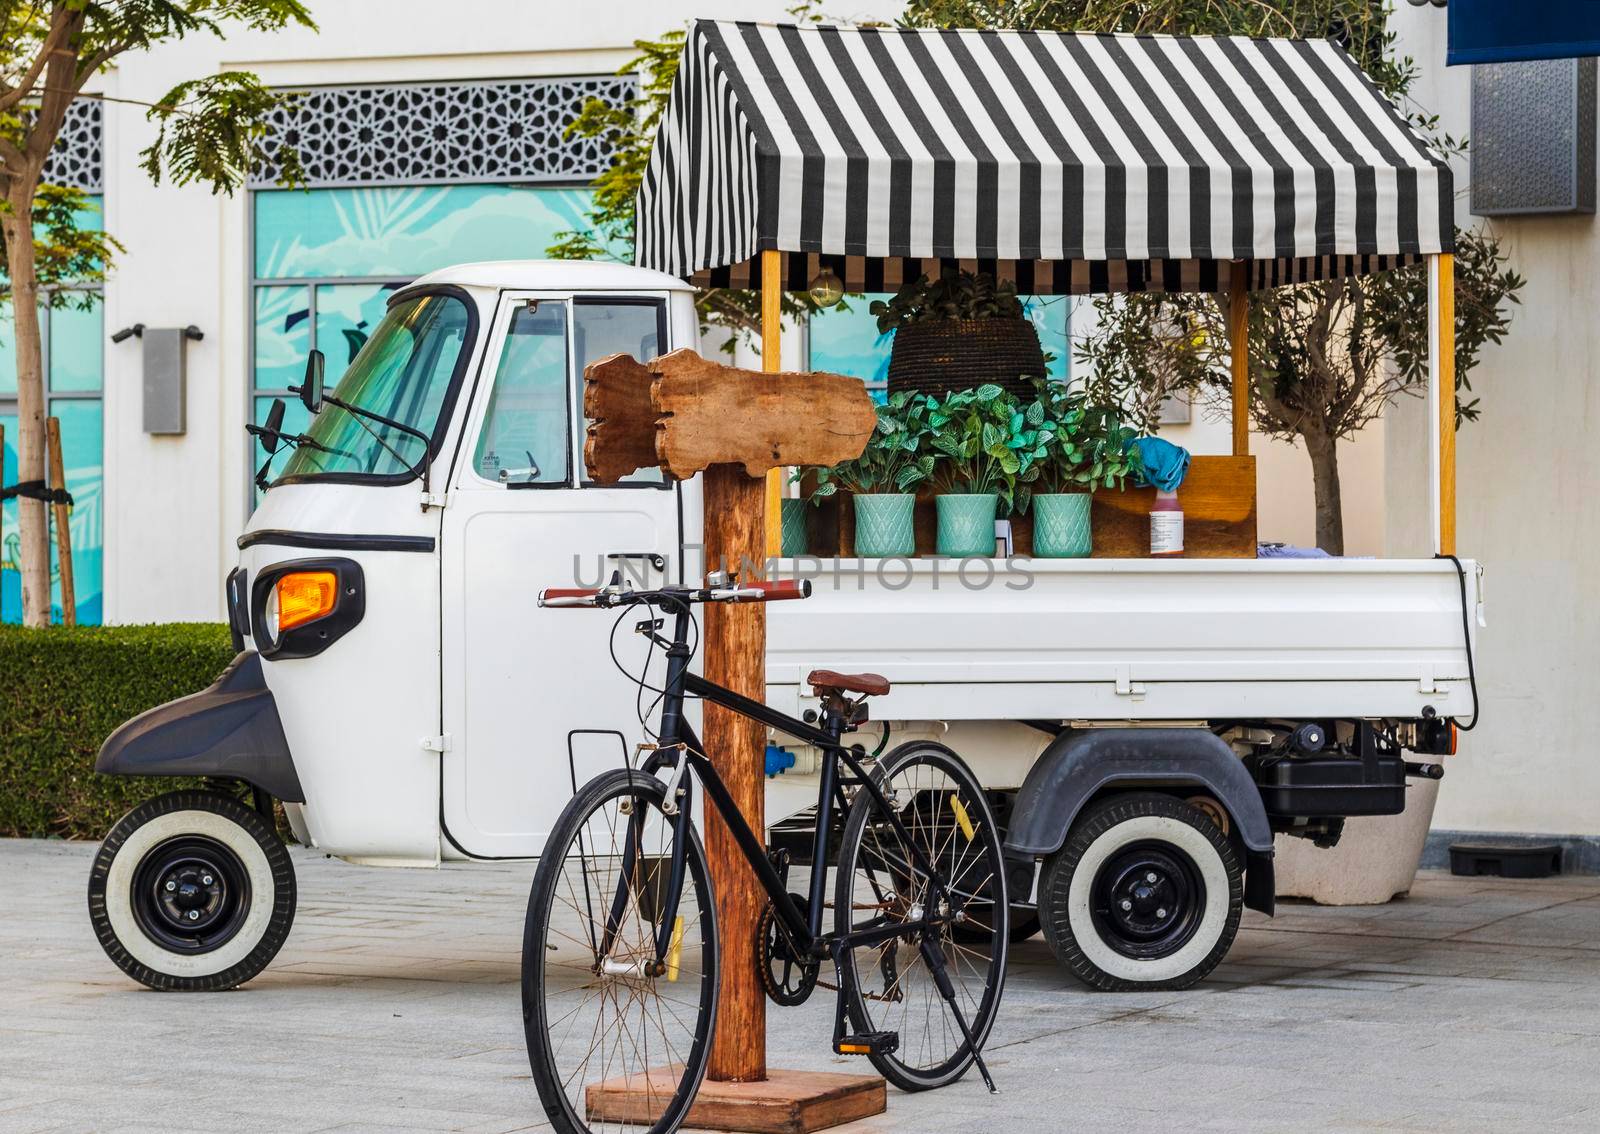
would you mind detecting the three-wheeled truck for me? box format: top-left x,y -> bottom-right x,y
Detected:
89,261 -> 1476,996
89,22 -> 1481,998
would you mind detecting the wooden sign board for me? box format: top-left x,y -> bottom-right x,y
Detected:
583,349 -> 876,483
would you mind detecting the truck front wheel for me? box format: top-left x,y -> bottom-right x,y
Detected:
1039,792 -> 1241,991
87,791 -> 297,991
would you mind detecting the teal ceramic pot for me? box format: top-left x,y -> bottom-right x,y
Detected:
780,498 -> 809,556
852,494 -> 916,558
936,493 -> 999,557
1032,492 -> 1093,558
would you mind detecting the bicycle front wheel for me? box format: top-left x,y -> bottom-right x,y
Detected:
523,769 -> 719,1134
834,741 -> 1008,1091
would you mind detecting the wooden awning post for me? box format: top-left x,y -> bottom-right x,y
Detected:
763,251 -> 785,558
1228,261 -> 1250,457
1430,253 -> 1457,557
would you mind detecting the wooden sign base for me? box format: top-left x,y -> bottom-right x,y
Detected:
586,1067 -> 885,1134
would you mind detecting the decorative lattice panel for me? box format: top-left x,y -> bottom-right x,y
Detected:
40,99 -> 103,193
250,76 -> 635,188
1471,58 -> 1597,216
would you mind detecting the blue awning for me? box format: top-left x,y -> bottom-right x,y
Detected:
1448,0 -> 1600,66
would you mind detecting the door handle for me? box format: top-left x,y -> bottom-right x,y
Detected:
607,551 -> 666,572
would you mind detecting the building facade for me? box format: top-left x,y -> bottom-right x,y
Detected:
0,2 -> 1588,852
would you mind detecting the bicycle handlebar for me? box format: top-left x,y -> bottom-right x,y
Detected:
538,578 -> 811,609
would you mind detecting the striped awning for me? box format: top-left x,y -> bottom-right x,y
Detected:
635,21 -> 1455,294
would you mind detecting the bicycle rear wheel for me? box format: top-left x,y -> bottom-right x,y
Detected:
834,741 -> 1008,1091
523,769 -> 719,1134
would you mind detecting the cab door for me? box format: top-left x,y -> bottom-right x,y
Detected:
439,292 -> 681,858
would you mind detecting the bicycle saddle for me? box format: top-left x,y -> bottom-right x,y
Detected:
806,669 -> 890,697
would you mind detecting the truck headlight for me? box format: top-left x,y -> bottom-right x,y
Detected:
251,558 -> 365,659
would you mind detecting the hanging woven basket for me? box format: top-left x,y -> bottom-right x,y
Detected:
886,317 -> 1047,400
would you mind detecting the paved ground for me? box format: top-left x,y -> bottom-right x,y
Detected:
2,838 -> 1597,1133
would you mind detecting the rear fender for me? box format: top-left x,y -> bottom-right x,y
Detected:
1003,727 -> 1274,916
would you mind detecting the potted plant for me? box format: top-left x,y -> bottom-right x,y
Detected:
1024,382 -> 1141,558
925,384 -> 1049,557
810,391 -> 933,558
871,272 -> 1047,400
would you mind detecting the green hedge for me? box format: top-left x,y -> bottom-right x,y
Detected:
0,623 -> 235,839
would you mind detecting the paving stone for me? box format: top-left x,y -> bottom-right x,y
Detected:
2,839 -> 1598,1133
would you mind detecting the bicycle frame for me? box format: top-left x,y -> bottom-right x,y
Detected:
602,600 -> 954,969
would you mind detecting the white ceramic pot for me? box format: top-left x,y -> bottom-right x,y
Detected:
1272,777 -> 1441,905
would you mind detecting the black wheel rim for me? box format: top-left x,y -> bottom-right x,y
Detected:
130,835 -> 252,955
1089,840 -> 1206,960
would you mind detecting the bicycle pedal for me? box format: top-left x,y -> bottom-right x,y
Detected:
834,1031 -> 898,1057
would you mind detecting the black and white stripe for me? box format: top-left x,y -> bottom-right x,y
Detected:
635,22 -> 1453,293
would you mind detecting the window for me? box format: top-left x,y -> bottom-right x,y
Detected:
808,293 -> 1073,401
573,299 -> 665,485
250,183 -> 610,494
474,302 -> 570,486
0,288 -> 104,625
279,292 -> 473,483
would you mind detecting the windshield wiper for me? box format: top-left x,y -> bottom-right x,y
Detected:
321,392 -> 435,497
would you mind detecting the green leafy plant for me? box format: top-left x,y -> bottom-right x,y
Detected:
869,271 -> 1026,334
924,384 -> 1050,514
809,391 -> 935,499
1026,381 -> 1142,499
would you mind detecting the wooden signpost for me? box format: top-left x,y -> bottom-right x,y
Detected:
583,342 -> 880,1131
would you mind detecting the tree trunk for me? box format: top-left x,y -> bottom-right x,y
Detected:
1,191 -> 52,626
1302,428 -> 1345,556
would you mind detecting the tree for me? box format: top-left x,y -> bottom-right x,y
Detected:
1,0 -> 313,626
905,0 -> 1525,554
550,23 -> 831,347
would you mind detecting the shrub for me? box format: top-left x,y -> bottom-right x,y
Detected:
0,623 -> 235,839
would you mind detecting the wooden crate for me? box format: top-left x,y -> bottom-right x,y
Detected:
811,455 -> 1256,559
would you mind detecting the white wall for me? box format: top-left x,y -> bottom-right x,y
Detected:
1388,6 -> 1600,837
95,0 -> 904,623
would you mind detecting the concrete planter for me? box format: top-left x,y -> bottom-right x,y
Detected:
1273,778 -> 1441,905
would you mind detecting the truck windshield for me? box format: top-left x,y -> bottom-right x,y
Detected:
278,292 -> 471,482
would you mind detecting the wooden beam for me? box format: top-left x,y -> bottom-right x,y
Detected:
582,352 -> 658,483
45,416 -> 75,627
702,463 -> 769,1085
1228,261 -> 1250,457
762,248 -> 783,559
1437,253 -> 1457,556
648,350 -> 875,480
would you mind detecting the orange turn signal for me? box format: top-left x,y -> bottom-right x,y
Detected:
274,570 -> 338,632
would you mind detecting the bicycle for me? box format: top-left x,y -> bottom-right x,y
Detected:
522,574 -> 1008,1134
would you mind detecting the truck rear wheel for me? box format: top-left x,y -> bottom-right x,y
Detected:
1039,792 -> 1241,991
87,791 -> 296,991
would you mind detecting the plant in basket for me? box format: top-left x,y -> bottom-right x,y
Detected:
809,391 -> 934,558
871,272 -> 1047,400
1023,381 -> 1142,558
925,384 -> 1051,556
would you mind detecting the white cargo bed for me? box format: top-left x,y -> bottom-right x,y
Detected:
765,558 -> 1481,723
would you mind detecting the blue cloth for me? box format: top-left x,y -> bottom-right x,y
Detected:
1448,0 -> 1600,65
1130,437 -> 1190,492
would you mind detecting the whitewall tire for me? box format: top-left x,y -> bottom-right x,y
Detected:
1040,793 -> 1242,991
87,791 -> 296,991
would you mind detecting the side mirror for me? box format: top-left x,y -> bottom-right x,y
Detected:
299,349 -> 325,414
251,398 -> 287,455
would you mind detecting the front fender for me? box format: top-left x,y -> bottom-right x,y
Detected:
96,651 -> 305,802
1004,728 -> 1275,914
